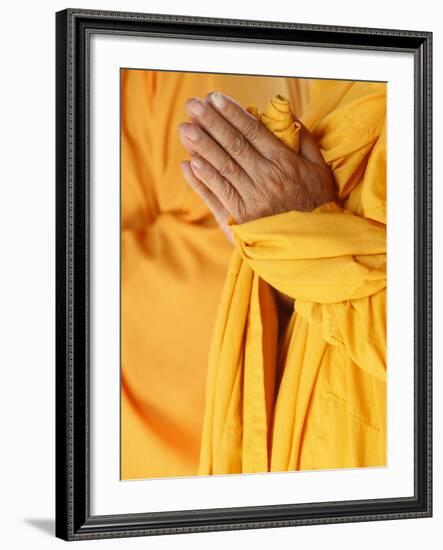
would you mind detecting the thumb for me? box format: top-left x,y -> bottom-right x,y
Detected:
298,122 -> 326,166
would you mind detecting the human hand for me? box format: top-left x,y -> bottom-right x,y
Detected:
179,91 -> 336,242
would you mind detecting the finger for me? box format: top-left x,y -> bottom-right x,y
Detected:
189,155 -> 244,223
206,91 -> 287,161
180,160 -> 232,241
298,122 -> 326,166
185,97 -> 263,178
178,122 -> 253,200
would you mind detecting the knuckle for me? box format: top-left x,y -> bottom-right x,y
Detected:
243,118 -> 261,143
219,156 -> 237,179
229,133 -> 247,158
220,181 -> 236,203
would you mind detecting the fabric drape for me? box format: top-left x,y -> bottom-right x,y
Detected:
198,83 -> 387,474
121,70 -> 310,479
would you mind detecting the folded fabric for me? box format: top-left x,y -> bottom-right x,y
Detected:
198,88 -> 387,475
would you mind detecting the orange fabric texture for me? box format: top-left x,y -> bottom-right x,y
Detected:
121,69 -> 309,479
121,70 -> 386,479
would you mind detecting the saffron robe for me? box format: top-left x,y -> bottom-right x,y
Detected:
199,83 -> 386,474
121,70 -> 309,479
121,70 -> 386,478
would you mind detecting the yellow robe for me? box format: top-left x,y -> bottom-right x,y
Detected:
198,82 -> 387,474
121,69 -> 309,479
121,70 -> 386,479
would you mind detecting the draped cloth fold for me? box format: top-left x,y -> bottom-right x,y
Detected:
121,70 -> 313,480
198,88 -> 387,475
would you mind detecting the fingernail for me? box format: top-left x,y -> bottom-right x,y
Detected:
187,98 -> 205,116
185,125 -> 199,141
210,92 -> 225,110
191,157 -> 203,170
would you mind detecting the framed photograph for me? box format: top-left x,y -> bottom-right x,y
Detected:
55,8 -> 432,541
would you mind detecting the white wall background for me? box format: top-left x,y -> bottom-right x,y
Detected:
0,0 -> 440,547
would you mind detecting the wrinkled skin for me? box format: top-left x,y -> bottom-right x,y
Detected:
179,91 -> 336,242
178,91 -> 337,317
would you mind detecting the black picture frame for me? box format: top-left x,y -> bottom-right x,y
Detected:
55,8 -> 432,541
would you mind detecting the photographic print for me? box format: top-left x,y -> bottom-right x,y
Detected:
120,70 -> 387,480
55,8 -> 431,540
